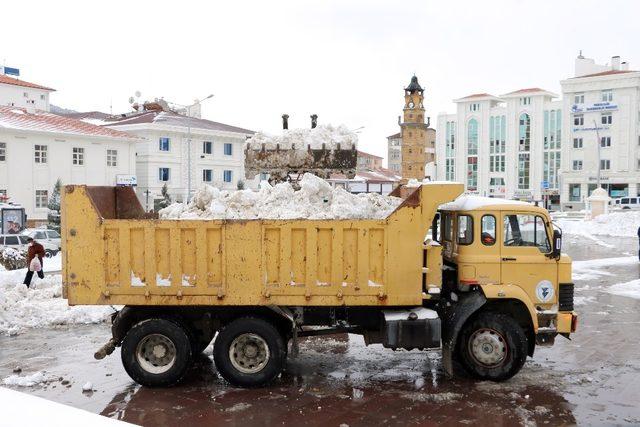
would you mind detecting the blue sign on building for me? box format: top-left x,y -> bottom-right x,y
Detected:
1,66 -> 20,76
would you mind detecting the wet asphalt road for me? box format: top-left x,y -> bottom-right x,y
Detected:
1,235 -> 640,426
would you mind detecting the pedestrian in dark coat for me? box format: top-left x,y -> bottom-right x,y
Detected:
23,237 -> 45,288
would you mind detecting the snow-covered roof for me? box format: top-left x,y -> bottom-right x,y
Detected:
500,87 -> 558,98
454,93 -> 502,103
0,74 -> 55,92
246,124 -> 356,150
0,106 -> 140,140
439,195 -> 533,211
106,110 -> 255,135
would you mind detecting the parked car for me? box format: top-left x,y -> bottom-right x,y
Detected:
611,197 -> 640,210
21,228 -> 61,250
0,234 -> 59,257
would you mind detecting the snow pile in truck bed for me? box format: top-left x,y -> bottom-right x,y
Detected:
0,271 -> 114,336
245,124 -> 358,150
555,210 -> 640,238
160,173 -> 402,220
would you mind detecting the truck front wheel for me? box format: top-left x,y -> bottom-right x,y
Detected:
458,312 -> 528,381
213,317 -> 286,387
121,318 -> 192,387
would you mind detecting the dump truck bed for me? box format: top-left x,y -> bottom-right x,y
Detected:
62,183 -> 463,307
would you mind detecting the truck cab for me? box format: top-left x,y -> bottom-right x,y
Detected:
434,196 -> 576,377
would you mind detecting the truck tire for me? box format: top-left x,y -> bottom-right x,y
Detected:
121,318 -> 192,387
457,312 -> 527,381
213,317 -> 286,387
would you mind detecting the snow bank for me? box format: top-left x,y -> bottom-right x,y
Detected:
245,124 -> 357,150
160,173 -> 402,220
556,210 -> 640,238
607,279 -> 640,300
0,271 -> 113,336
572,256 -> 637,281
0,387 -> 133,425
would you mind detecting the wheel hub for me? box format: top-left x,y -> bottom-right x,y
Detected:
136,333 -> 177,374
229,333 -> 270,374
469,328 -> 507,367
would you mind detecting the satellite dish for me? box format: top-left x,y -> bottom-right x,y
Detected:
135,91 -> 141,98
128,96 -> 135,104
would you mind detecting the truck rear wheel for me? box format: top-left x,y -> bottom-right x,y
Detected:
121,318 -> 192,387
213,317 -> 286,387
458,312 -> 527,381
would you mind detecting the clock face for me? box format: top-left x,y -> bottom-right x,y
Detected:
408,101 -> 415,108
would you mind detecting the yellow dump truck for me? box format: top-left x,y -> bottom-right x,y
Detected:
62,183 -> 577,387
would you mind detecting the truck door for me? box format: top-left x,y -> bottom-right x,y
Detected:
500,213 -> 558,307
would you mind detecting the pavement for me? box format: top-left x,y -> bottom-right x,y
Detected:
1,235 -> 640,426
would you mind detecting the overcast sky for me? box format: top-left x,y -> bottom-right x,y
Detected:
3,0 -> 639,163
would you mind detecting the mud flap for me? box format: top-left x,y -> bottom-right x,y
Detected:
440,291 -> 487,376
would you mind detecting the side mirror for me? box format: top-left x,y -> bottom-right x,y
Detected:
552,229 -> 562,259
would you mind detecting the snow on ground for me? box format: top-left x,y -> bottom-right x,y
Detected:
606,279 -> 640,300
160,173 -> 402,220
0,270 -> 114,336
0,253 -> 61,273
572,256 -> 637,281
2,371 -> 49,387
0,387 -> 133,425
245,124 -> 357,150
556,210 -> 640,238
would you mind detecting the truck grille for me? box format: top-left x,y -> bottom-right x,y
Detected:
559,283 -> 574,311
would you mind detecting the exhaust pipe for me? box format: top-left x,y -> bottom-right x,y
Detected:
282,114 -> 289,130
311,114 -> 318,129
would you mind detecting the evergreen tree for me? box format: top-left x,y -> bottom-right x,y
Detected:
47,178 -> 62,232
157,183 -> 172,209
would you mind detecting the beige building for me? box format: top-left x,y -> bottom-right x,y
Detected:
356,150 -> 383,171
388,76 -> 436,180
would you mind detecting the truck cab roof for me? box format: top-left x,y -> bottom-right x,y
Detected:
439,195 -> 547,215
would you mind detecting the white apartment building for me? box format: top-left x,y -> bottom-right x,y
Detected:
436,53 -> 640,209
560,55 -> 640,209
0,105 -> 138,224
387,132 -> 401,173
104,104 -> 254,210
436,90 -> 562,205
1,74 -> 54,112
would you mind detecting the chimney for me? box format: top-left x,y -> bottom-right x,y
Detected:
612,56 -> 621,70
310,114 -> 318,129
622,61 -> 629,71
397,115 -> 401,125
282,114 -> 289,130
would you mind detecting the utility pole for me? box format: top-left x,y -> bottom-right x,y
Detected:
593,119 -> 602,189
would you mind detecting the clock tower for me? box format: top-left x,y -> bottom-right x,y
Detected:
400,75 -> 429,183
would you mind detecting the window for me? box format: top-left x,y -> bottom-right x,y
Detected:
569,184 -> 581,201
224,143 -> 233,156
72,147 -> 84,165
202,169 -> 212,182
159,167 -> 170,182
223,170 -> 233,183
107,149 -> 117,167
34,145 -> 47,164
47,230 -> 60,238
600,159 -> 611,170
600,136 -> 611,147
573,138 -> 583,149
574,93 -> 584,104
23,92 -> 28,98
470,103 -> 480,112
572,160 -> 583,170
35,190 -> 48,208
0,189 -> 6,200
5,236 -> 19,245
601,113 -> 612,125
520,97 -> 531,105
0,142 -> 5,161
159,137 -> 170,151
518,113 -> 531,189
489,115 -> 506,173
203,141 -> 212,154
503,214 -> 550,253
34,231 -> 46,239
637,158 -> 640,170
442,212 -> 453,242
574,115 -> 584,126
601,89 -> 613,102
481,215 -> 496,246
40,94 -> 45,100
457,215 -> 473,245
